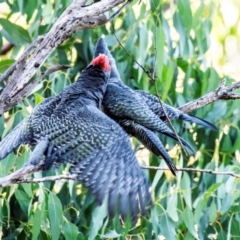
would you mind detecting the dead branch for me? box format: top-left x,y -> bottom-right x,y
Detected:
6,64 -> 70,111
0,161 -> 44,187
0,36 -> 45,84
1,165 -> 239,188
179,79 -> 240,113
141,166 -> 240,178
0,172 -> 77,187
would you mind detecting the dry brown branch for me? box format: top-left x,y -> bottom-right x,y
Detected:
6,64 -> 70,111
0,161 -> 44,187
1,165 -> 239,187
0,36 -> 45,84
141,166 -> 240,178
179,79 -> 240,113
0,173 -> 77,187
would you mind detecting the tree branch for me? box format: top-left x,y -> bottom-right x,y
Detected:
1,165 -> 239,187
0,173 -> 77,187
4,64 -> 70,112
0,0 -> 131,115
141,166 -> 240,178
0,161 -> 44,187
179,79 -> 240,113
0,36 -> 45,84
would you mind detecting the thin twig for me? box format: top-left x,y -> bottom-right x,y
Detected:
1,166 -> 239,187
109,0 -> 133,20
150,0 -> 187,155
14,174 -> 77,184
0,161 -> 44,187
141,166 -> 240,178
112,27 -> 188,155
15,64 -> 70,98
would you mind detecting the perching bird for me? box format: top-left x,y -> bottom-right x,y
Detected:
94,38 -> 217,175
94,39 -> 184,175
0,54 -> 152,221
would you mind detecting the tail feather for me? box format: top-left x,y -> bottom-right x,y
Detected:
140,127 -> 177,175
136,90 -> 217,131
120,120 -> 177,175
179,114 -> 217,131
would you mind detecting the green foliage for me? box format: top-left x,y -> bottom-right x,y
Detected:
0,0 -> 240,239
0,18 -> 31,45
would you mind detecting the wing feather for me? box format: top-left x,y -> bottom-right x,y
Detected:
40,107 -> 153,221
0,117 -> 32,160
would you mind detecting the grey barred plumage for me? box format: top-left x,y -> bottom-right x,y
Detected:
0,54 -> 152,222
94,38 -> 181,175
119,119 -> 178,174
94,38 -> 217,176
136,90 -> 217,131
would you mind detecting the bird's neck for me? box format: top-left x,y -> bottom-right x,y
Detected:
61,70 -> 107,109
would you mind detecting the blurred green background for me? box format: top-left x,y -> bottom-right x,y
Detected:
0,0 -> 240,239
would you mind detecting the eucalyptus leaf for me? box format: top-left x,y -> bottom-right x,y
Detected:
48,192 -> 63,240
0,18 -> 31,45
62,221 -> 79,240
182,206 -> 198,239
15,189 -> 30,213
